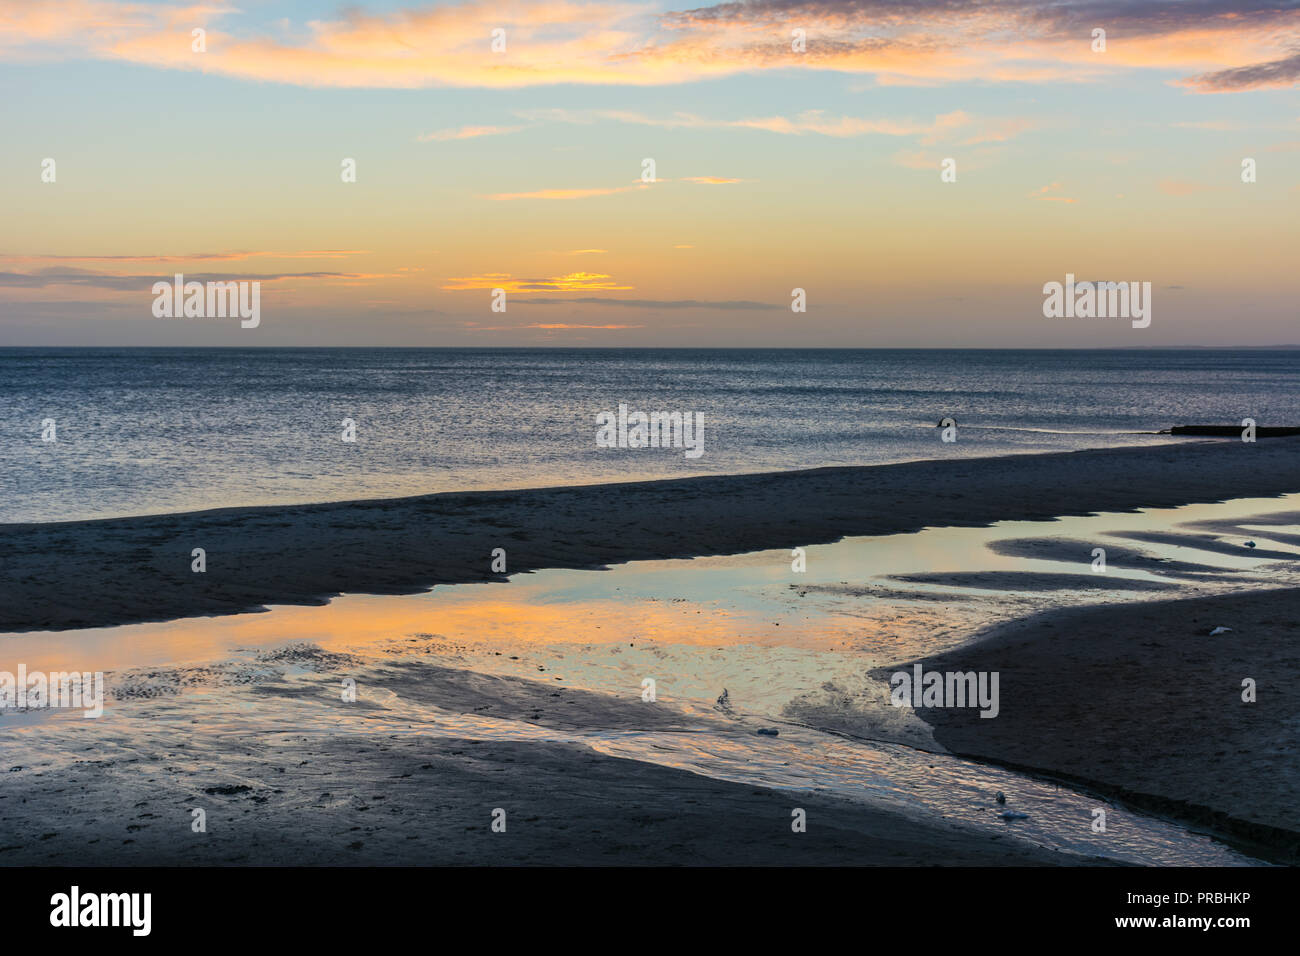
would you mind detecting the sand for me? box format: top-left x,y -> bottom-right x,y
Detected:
985,537 -> 1230,576
3,440 -> 1297,866
3,438 -> 1299,632
0,661 -> 1085,867
895,587 -> 1300,862
888,571 -> 1184,592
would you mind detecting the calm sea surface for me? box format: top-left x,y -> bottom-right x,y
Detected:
2,347 -> 1296,523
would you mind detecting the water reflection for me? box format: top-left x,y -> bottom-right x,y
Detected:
3,493 -> 1295,866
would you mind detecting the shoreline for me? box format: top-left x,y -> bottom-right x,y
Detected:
3,439 -> 1298,632
0,437 -> 1181,529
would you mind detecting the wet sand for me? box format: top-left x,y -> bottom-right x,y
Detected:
985,537 -> 1229,576
3,438 -> 1298,632
0,657 -> 1087,867
897,587 -> 1300,862
2,736 -> 1082,867
888,571 -> 1184,592
3,446 -> 1297,866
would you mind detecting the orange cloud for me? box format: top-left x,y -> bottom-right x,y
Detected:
2,0 -> 1293,92
417,124 -> 530,141
0,268 -> 390,292
524,323 -> 642,329
463,321 -> 644,331
441,272 -> 634,292
0,250 -> 370,263
1030,182 -> 1078,203
521,107 -> 1039,146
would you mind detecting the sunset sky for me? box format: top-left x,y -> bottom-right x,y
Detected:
1,0 -> 1297,346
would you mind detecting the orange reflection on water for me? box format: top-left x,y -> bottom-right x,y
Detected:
0,570 -> 866,678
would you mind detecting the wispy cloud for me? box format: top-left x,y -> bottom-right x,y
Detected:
3,0 -> 1293,92
464,321 -> 645,331
0,268 -> 376,291
512,296 -> 781,309
417,124 -> 531,142
0,250 -> 370,263
519,106 -> 1039,144
1185,51 -> 1300,92
1030,182 -> 1078,203
441,272 -> 634,292
525,322 -> 643,329
680,176 -> 745,184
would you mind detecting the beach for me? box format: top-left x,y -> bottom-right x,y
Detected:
6,2 -> 1299,924
3,438 -> 1299,632
898,586 -> 1300,860
2,438 -> 1298,866
0,662 -> 1082,867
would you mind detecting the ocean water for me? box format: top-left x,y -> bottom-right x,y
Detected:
2,347 -> 1297,524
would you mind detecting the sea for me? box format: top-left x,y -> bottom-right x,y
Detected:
2,347 -> 1297,524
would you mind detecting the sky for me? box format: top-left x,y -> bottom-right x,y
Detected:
0,0 -> 1297,347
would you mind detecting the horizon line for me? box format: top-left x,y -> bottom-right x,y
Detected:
3,345 -> 1300,352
